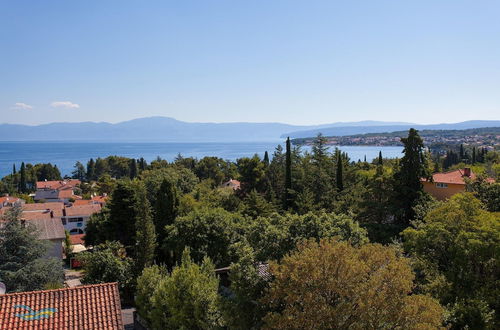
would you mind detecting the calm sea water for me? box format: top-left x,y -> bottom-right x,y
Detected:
0,142 -> 403,177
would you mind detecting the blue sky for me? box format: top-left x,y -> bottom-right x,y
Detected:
1,0 -> 499,125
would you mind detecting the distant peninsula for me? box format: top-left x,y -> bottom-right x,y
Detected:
292,127 -> 500,151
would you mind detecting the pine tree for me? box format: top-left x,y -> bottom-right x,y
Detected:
336,150 -> 344,192
378,151 -> 383,165
87,158 -> 95,181
19,162 -> 27,193
107,181 -> 140,249
0,206 -> 64,292
72,161 -> 86,181
284,137 -> 293,209
294,188 -> 316,215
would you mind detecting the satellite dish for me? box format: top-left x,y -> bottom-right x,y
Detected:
0,282 -> 6,295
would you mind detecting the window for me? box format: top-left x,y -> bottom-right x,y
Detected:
436,183 -> 448,188
62,219 -> 67,225
70,228 -> 84,234
68,217 -> 84,223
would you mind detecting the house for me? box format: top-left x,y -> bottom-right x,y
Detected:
421,168 -> 495,201
1,201 -> 101,237
0,196 -> 24,209
221,179 -> 241,191
0,283 -> 124,329
34,179 -> 81,203
1,204 -> 66,259
61,204 -> 102,235
19,209 -> 66,259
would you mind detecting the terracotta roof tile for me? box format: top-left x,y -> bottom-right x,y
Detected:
73,200 -> 93,206
0,196 -> 22,206
422,168 -> 495,185
69,234 -> 85,245
64,204 -> 102,217
0,283 -> 124,329
23,203 -> 65,218
36,180 -> 81,190
91,195 -> 108,204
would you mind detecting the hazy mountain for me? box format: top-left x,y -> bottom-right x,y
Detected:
0,117 -> 498,142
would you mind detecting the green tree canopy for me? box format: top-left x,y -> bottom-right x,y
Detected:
402,193 -> 499,328
262,239 -> 444,329
246,212 -> 368,261
165,208 -> 245,268
150,249 -> 223,329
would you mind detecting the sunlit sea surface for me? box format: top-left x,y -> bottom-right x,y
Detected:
0,141 -> 403,177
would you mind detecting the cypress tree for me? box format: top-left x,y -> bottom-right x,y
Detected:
87,158 -> 95,181
19,162 -> 26,193
129,158 -> 138,179
263,151 -> 270,166
336,151 -> 344,192
472,147 -> 476,164
12,164 -> 16,175
154,179 -> 179,264
364,155 -> 367,163
134,183 -> 157,274
394,128 -> 429,224
139,157 -> 147,171
378,151 -> 383,165
459,144 -> 465,161
284,137 -> 293,209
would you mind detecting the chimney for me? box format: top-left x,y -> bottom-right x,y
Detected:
463,168 -> 471,177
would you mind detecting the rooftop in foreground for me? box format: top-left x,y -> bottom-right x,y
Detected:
0,282 -> 124,329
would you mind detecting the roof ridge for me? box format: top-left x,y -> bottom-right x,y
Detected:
0,282 -> 118,297
439,168 -> 465,175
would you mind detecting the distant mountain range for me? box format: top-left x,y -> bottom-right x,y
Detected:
0,117 -> 499,142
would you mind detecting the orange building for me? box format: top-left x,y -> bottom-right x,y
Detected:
421,168 -> 494,201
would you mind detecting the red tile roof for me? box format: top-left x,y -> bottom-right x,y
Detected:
0,196 -> 22,206
92,195 -> 108,204
69,234 -> 85,245
422,169 -> 495,185
23,213 -> 65,241
73,200 -> 92,206
57,190 -> 81,199
0,283 -> 124,329
23,203 -> 65,218
64,204 -> 102,217
222,179 -> 241,190
36,180 -> 80,190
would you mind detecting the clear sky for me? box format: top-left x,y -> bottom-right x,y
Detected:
1,0 -> 499,125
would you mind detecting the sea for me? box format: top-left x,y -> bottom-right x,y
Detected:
0,142 -> 403,178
